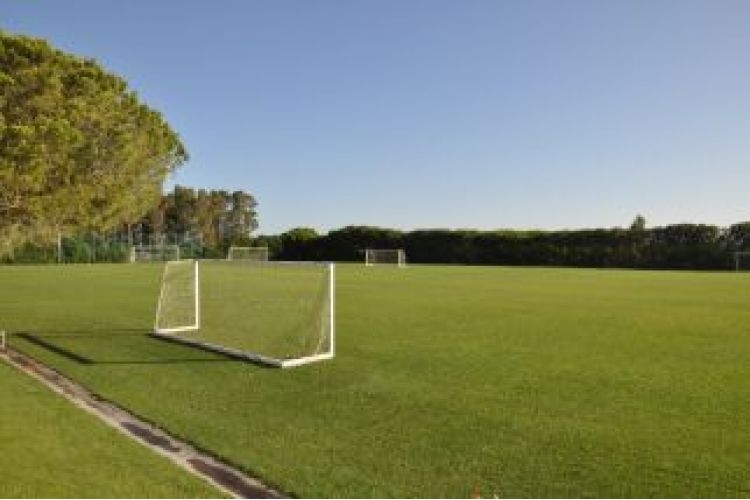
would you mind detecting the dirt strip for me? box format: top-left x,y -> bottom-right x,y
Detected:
1,347 -> 286,499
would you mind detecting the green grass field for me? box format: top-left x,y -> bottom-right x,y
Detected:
2,263 -> 750,497
0,358 -> 222,498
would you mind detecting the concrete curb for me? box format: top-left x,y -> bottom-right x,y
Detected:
1,347 -> 286,499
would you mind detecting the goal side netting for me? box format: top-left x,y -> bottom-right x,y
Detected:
153,260 -> 334,368
227,246 -> 269,261
131,245 -> 180,263
154,260 -> 200,333
365,248 -> 406,267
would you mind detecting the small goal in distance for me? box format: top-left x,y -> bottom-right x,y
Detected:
734,251 -> 750,271
130,245 -> 180,263
365,248 -> 406,267
226,246 -> 269,261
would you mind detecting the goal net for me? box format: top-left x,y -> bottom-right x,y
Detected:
131,245 -> 180,263
365,248 -> 406,267
154,260 -> 200,333
153,260 -> 334,368
227,246 -> 269,261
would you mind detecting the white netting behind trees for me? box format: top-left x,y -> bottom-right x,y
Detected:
131,245 -> 180,262
227,246 -> 269,261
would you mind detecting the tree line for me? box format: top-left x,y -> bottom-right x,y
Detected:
258,220 -> 750,270
133,185 -> 257,254
8,203 -> 750,269
3,185 -> 258,263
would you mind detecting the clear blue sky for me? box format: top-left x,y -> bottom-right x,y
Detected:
3,0 -> 749,234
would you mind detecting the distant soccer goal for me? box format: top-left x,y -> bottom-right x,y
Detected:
226,246 -> 269,261
734,252 -> 750,271
130,245 -> 180,263
153,260 -> 335,368
365,248 -> 406,267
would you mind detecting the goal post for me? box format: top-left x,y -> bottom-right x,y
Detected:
227,246 -> 269,261
152,259 -> 335,368
365,248 -> 406,267
734,251 -> 750,271
131,245 -> 180,263
154,260 -> 200,334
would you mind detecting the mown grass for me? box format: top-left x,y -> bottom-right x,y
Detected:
2,263 -> 750,497
0,357 -> 223,498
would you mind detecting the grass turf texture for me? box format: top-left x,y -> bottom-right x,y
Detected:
2,263 -> 750,497
0,357 -> 223,498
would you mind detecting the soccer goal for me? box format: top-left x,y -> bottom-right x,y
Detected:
130,245 -> 180,263
154,260 -> 200,334
365,248 -> 406,267
153,260 -> 335,368
734,252 -> 750,271
227,246 -> 269,261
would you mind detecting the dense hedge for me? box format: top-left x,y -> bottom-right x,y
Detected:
262,222 -> 750,270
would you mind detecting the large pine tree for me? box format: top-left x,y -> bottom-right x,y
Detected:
0,31 -> 187,254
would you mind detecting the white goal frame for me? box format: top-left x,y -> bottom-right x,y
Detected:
365,248 -> 406,267
154,260 -> 200,334
152,260 -> 335,369
226,246 -> 269,261
130,244 -> 181,263
734,251 -> 750,271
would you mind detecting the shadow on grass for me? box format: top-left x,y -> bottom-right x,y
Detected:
17,328 -> 149,338
16,332 -> 92,364
13,331 -> 245,366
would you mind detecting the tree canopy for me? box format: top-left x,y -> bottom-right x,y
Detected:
136,186 -> 258,249
630,214 -> 646,231
0,31 -> 187,253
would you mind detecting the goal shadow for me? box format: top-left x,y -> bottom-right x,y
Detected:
12,331 -> 247,366
15,332 -> 92,364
